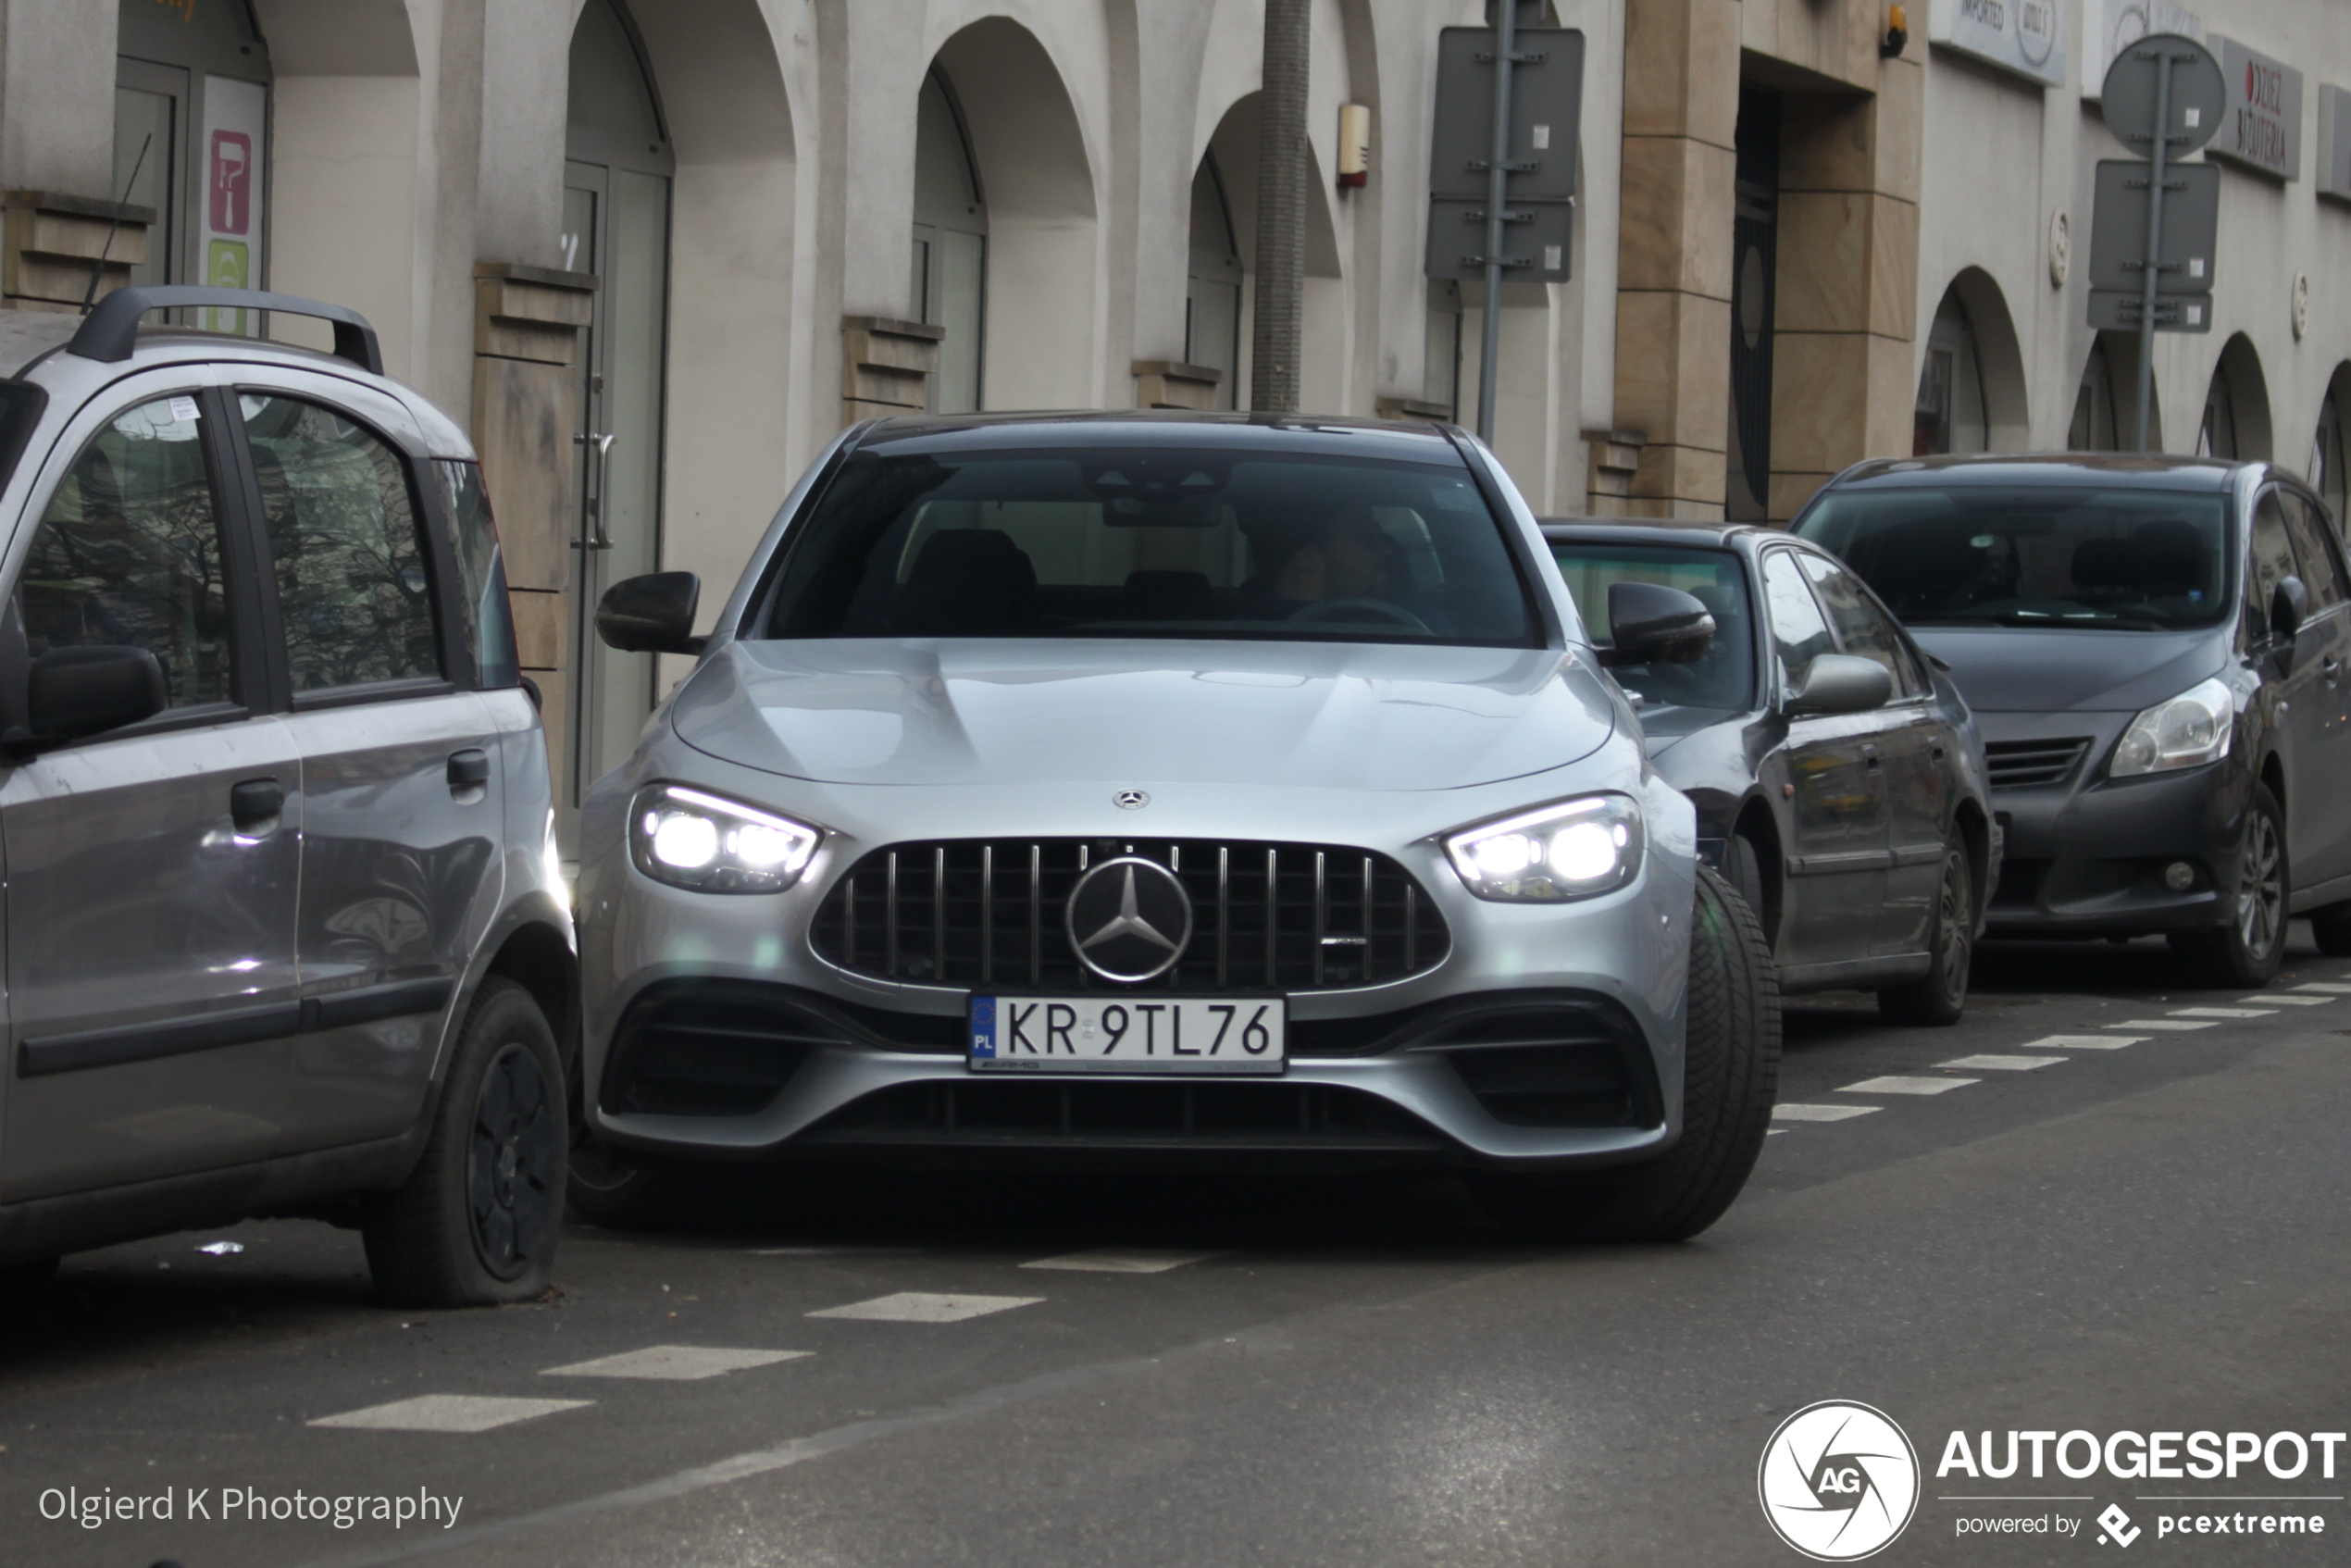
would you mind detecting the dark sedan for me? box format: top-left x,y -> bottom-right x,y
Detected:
1543,519 -> 1996,1023
1794,454 -> 2351,988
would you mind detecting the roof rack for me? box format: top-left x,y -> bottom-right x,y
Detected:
66,286 -> 382,375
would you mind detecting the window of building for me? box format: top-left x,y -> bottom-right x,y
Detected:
2309,386 -> 2346,529
913,68 -> 986,414
2070,338 -> 2121,451
1186,155 -> 1243,411
2198,367 -> 2238,459
1914,292 -> 1988,456
1424,280 -> 1462,419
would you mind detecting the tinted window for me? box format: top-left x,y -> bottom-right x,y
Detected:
1762,550 -> 1835,690
438,460 -> 519,688
1797,486 -> 2231,630
1549,541 -> 1754,710
2280,491 -> 2347,609
762,446 -> 1535,647
19,393 -> 234,708
241,394 -> 439,691
1797,552 -> 1920,696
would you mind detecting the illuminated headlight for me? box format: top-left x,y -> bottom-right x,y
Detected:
2110,677 -> 2233,778
1444,794 -> 1644,902
628,784 -> 821,893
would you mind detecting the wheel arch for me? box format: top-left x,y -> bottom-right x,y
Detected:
1951,796 -> 1994,927
1730,793 -> 1785,948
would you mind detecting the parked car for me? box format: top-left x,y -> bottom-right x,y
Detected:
1795,454 -> 2351,987
0,286 -> 574,1306
1542,519 -> 1996,1024
570,413 -> 1778,1242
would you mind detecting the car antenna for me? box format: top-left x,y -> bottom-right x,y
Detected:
79,133 -> 152,316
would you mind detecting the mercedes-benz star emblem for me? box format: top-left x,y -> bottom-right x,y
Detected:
1065,856 -> 1193,983
1113,789 -> 1150,810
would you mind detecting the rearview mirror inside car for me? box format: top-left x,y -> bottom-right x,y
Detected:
24,644 -> 167,744
596,571 -> 704,655
1786,653 -> 1893,716
1601,581 -> 1716,666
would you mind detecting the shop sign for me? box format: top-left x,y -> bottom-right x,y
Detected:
1931,0 -> 2065,90
2211,36 -> 2302,180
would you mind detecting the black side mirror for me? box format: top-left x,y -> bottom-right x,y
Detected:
596,571 -> 704,655
1785,653 -> 1894,716
2270,575 -> 2309,642
1600,581 -> 1716,666
26,645 -> 167,743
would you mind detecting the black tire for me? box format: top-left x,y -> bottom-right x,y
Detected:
362,978 -> 566,1307
1471,865 -> 1781,1243
1877,838 -> 1973,1026
566,1132 -> 696,1231
1726,833 -> 1771,950
0,1255 -> 58,1305
2310,902 -> 2351,956
2170,782 -> 2289,988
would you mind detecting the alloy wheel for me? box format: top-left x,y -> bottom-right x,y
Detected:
1937,852 -> 1972,1009
2236,811 -> 2284,956
468,1042 -> 562,1280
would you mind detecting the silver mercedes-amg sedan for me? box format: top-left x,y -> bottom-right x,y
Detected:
570,413 -> 1778,1241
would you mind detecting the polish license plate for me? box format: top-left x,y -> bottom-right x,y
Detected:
967,996 -> 1286,1075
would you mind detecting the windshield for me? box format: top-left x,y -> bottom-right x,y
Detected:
1549,541 -> 1755,711
1795,486 -> 2232,630
757,445 -> 1537,646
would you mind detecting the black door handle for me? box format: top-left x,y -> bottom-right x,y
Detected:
447,749 -> 491,790
230,777 -> 283,829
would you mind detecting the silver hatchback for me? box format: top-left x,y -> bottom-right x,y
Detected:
0,287 -> 573,1306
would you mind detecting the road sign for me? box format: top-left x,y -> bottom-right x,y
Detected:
1427,27 -> 1583,204
2086,159 -> 2219,294
2087,291 -> 2213,332
1424,197 -> 1572,282
2100,32 -> 2224,156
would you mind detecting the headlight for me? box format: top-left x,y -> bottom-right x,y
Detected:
1443,793 -> 1644,902
2110,677 -> 2233,778
628,784 -> 821,892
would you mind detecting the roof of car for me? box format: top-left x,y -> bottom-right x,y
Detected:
1823,453 -> 2245,492
852,409 -> 1466,462
1537,516 -> 1788,550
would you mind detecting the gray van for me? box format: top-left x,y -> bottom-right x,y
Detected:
0,287 -> 573,1306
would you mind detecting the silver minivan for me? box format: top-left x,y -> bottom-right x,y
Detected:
0,287 -> 573,1306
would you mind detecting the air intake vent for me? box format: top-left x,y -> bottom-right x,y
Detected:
810,839 -> 1452,991
1985,738 -> 2092,790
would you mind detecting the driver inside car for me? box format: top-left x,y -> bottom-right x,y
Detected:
1234,504 -> 1442,628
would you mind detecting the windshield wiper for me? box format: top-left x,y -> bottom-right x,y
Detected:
1903,611 -> 2168,630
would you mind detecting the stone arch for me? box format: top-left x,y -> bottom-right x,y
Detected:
1916,269 -> 2027,454
1197,90 -> 1346,410
929,18 -> 1099,411
2200,332 -> 2273,461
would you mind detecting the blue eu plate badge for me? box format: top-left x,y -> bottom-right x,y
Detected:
970,996 -> 998,1059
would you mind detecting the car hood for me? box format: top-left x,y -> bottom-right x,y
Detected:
1907,626 -> 2227,713
670,639 -> 1618,791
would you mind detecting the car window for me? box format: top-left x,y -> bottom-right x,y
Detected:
438,459 -> 518,688
2247,490 -> 2298,641
1797,552 -> 1920,696
760,446 -> 1536,647
2280,491 -> 2348,610
1548,541 -> 1755,711
1761,550 -> 1835,691
240,393 -> 440,691
17,393 -> 235,709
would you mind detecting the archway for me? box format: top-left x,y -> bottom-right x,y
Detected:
2310,364 -> 2351,528
1186,153 -> 1244,409
1914,271 -> 2027,455
1198,91 -> 1346,412
926,19 -> 1098,411
2199,334 -> 2272,460
913,68 -> 987,412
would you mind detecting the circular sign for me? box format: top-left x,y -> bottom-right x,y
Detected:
1757,1400 -> 1921,1562
2100,32 -> 2225,157
1065,857 -> 1193,983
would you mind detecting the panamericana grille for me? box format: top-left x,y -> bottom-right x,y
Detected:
1985,737 -> 2092,790
810,839 -> 1452,990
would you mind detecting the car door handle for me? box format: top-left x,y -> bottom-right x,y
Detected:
230,777 -> 284,830
447,749 -> 491,791
2325,655 -> 2341,688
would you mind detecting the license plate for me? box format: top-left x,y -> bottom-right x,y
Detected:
967,996 -> 1286,1075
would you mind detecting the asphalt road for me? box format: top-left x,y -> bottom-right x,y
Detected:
6,930 -> 2349,1568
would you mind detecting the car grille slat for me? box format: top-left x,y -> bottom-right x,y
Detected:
815,838 -> 1452,991
1985,737 -> 2093,789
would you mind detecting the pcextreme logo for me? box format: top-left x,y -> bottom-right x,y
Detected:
1759,1400 -> 1922,1561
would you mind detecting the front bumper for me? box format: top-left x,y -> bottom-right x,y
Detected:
576,744 -> 1697,1173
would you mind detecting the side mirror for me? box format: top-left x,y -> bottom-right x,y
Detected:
1600,581 -> 1716,666
596,571 -> 704,655
2270,575 -> 2309,642
26,645 -> 167,742
1785,653 -> 1893,716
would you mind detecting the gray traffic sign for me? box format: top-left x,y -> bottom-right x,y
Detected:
1424,197 -> 1573,282
2087,290 -> 2214,332
2100,31 -> 2224,156
2086,158 -> 2219,294
1427,26 -> 1582,204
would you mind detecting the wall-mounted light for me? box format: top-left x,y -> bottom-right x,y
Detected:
1337,103 -> 1371,190
1881,4 -> 1909,58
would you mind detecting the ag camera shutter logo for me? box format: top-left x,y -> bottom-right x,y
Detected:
1759,1400 -> 1921,1560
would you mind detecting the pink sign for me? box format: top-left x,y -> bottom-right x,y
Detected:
209,130 -> 252,235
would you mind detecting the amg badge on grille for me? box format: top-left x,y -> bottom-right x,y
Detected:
1065,857 -> 1193,982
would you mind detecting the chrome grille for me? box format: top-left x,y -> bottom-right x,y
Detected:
810,839 -> 1452,990
1985,737 -> 2092,790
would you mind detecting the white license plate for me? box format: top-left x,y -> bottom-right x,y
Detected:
967,996 -> 1286,1075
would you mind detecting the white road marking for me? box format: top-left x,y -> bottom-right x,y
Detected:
541,1346 -> 812,1381
1767,1128 -> 1787,1135
2110,1018 -> 2218,1030
1937,1054 -> 2066,1071
1773,1103 -> 1883,1122
2026,1034 -> 2144,1050
749,1246 -> 919,1256
310,1395 -> 591,1433
2169,1006 -> 2276,1019
2292,982 -> 2351,993
808,1292 -> 1043,1324
1020,1249 -> 1222,1275
2238,993 -> 2332,1005
1836,1076 -> 1978,1095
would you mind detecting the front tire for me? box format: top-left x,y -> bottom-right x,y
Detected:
2310,902 -> 2351,956
1471,865 -> 1781,1243
1877,838 -> 1973,1026
362,978 -> 566,1307
2171,783 -> 2289,988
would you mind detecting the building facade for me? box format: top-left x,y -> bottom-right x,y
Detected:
0,0 -> 2344,822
